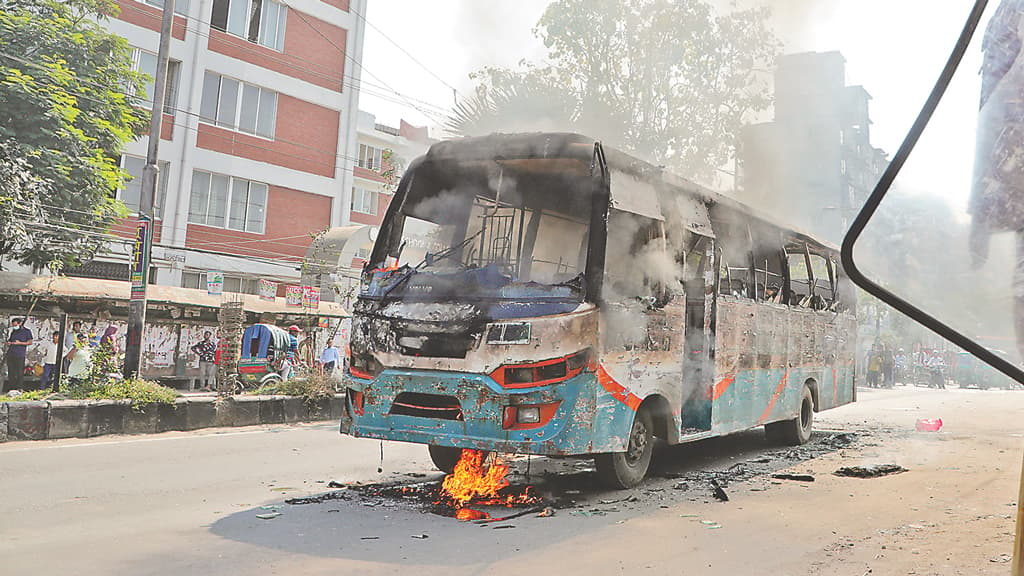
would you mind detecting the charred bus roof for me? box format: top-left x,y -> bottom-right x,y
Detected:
401,132 -> 839,257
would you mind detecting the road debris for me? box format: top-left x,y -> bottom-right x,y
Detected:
492,525 -> 515,530
771,473 -> 816,482
834,465 -> 907,479
285,491 -> 351,505
991,554 -> 1012,563
410,534 -> 429,539
360,536 -> 379,540
711,480 -> 729,502
537,507 -> 556,518
915,418 -> 943,432
327,481 -> 346,488
255,512 -> 281,520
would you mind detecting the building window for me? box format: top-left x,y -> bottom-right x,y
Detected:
129,48 -> 181,116
839,129 -> 845,146
144,0 -> 190,14
358,144 -> 383,172
200,72 -> 277,138
121,156 -> 170,217
182,271 -> 257,294
188,170 -> 268,233
840,159 -> 847,175
351,187 -> 377,215
210,0 -> 287,51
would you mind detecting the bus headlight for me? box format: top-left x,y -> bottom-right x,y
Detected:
489,349 -> 593,389
517,406 -> 541,423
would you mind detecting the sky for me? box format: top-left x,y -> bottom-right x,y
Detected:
357,0 -> 988,211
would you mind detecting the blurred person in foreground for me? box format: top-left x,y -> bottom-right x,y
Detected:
972,0 -> 1024,361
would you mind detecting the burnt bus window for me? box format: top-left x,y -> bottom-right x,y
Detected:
809,253 -> 835,306
787,245 -> 812,306
715,221 -> 754,299
787,243 -> 834,310
752,226 -> 785,303
604,209 -> 674,305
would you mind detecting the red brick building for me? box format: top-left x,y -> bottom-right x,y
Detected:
75,0 -> 367,294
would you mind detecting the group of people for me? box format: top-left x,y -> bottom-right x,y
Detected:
4,318 -> 119,393
864,345 -> 907,388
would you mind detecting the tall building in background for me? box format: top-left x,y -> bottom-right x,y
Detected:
738,51 -> 889,244
67,0 -> 367,294
299,110 -> 434,302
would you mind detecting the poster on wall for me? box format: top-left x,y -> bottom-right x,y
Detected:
285,286 -> 303,307
207,271 -> 224,295
302,285 -> 320,309
258,279 -> 277,302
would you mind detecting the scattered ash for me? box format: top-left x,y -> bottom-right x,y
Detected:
284,430 -> 864,523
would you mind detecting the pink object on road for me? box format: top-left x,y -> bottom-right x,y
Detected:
915,418 -> 943,432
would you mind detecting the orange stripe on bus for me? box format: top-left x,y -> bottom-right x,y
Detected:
712,374 -> 736,400
758,370 -> 790,424
596,365 -> 642,411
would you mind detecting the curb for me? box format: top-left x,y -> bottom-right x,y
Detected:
0,394 -> 343,442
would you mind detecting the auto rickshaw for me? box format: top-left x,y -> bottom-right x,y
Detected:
238,323 -> 291,386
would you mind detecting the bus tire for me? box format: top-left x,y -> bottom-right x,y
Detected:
765,385 -> 814,446
427,445 -> 464,474
595,407 -> 654,489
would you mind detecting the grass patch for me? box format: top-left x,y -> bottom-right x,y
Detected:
0,389 -> 54,402
250,373 -> 334,405
88,378 -> 178,406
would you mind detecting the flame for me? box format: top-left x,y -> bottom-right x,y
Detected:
440,449 -> 510,507
454,508 -> 491,521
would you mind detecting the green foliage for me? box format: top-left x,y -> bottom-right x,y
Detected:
89,377 -> 178,406
0,388 -> 53,401
0,0 -> 147,270
59,373 -> 177,405
251,373 -> 334,405
448,0 -> 780,183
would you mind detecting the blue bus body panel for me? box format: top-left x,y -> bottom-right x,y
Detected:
341,369 -> 634,455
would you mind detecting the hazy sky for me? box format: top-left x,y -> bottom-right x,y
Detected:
358,1 -> 987,210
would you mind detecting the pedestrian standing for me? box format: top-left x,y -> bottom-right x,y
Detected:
190,331 -> 218,391
320,340 -> 340,375
66,333 -> 93,384
39,331 -> 60,391
63,320 -> 82,372
99,326 -> 120,353
4,318 -> 34,392
280,325 -> 302,380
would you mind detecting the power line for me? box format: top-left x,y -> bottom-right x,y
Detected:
277,0 -> 450,125
347,2 -> 464,102
115,0 -> 453,117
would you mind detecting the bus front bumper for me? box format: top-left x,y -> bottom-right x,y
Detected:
339,368 -> 633,456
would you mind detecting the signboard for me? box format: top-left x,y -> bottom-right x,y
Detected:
129,215 -> 152,300
207,271 -> 224,295
285,286 -> 303,307
258,279 -> 277,302
302,285 -> 321,309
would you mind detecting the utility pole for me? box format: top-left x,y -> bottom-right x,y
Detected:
124,0 -> 175,379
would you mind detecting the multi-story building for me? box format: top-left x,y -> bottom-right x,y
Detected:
737,51 -> 889,244
301,110 -> 433,302
68,0 -> 367,294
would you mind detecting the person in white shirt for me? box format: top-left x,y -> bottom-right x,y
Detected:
63,320 -> 82,371
39,331 -> 60,391
66,333 -> 93,382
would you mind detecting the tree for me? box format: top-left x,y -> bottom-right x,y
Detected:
0,0 -> 148,271
448,0 -> 780,183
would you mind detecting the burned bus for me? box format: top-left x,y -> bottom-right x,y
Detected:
340,133 -> 856,488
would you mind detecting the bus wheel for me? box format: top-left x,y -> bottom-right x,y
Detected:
427,445 -> 464,474
765,385 -> 814,446
595,407 -> 654,489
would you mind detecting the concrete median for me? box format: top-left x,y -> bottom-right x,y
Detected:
0,393 -> 344,442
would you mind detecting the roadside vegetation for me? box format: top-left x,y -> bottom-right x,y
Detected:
250,372 -> 335,405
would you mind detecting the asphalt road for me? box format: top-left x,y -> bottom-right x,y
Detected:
2,385 -> 1021,575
